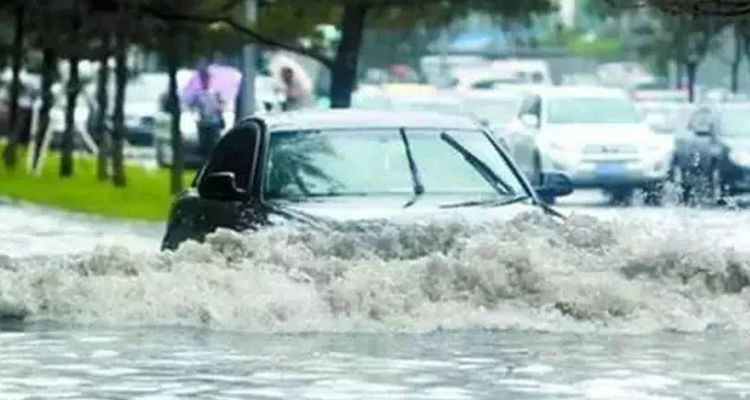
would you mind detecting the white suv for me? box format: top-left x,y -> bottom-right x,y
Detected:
504,86 -> 674,203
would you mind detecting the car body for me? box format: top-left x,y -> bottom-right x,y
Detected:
672,103 -> 750,199
450,59 -> 552,90
48,86 -> 93,151
457,89 -> 525,147
631,89 -> 689,104
636,101 -> 696,135
161,110 -> 573,250
505,86 -> 673,198
352,85 -> 467,116
82,72 -> 168,153
419,55 -> 489,86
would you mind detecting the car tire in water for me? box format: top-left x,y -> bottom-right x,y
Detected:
668,162 -> 694,205
606,188 -> 634,206
697,164 -> 724,207
642,181 -> 665,206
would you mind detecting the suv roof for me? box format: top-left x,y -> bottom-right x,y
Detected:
249,109 -> 482,132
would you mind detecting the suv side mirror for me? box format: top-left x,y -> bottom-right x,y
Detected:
198,172 -> 248,201
534,171 -> 573,199
520,113 -> 539,128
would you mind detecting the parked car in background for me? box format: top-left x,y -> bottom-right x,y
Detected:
631,88 -> 689,103
450,59 -> 552,90
671,103 -> 750,203
419,55 -> 489,87
161,109 -> 573,250
458,89 -> 524,136
637,101 -> 696,135
507,86 -> 673,204
49,86 -> 93,151
83,72 -> 167,162
352,84 -> 467,116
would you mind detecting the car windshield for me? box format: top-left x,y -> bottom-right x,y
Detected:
548,97 -> 644,124
720,109 -> 750,136
463,98 -> 521,124
263,128 -> 526,202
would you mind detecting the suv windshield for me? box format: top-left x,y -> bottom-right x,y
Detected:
263,128 -> 526,203
548,97 -> 643,124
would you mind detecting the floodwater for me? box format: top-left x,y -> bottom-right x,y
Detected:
1,192 -> 750,399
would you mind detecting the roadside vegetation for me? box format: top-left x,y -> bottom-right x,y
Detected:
0,144 -> 194,220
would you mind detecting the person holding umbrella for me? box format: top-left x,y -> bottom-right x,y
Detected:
189,66 -> 226,158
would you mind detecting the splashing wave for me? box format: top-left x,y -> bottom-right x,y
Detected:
2,211 -> 749,333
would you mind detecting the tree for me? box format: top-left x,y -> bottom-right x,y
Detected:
60,56 -> 80,177
141,0 -> 553,109
604,0 -> 750,16
31,46 -> 56,171
731,21 -> 744,93
111,19 -> 127,187
94,32 -> 111,180
166,24 -> 184,194
59,2 -> 84,177
1,4 -> 25,169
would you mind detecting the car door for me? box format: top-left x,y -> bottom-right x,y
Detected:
162,121 -> 266,250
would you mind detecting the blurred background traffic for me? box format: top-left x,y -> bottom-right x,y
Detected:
1,0 -> 750,211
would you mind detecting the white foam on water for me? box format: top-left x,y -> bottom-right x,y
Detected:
2,211 -> 750,333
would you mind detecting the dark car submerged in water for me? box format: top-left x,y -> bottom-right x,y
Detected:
162,110 -> 573,250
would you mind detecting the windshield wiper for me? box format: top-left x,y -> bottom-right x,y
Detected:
400,128 -> 425,208
440,132 -> 513,194
440,194 -> 531,209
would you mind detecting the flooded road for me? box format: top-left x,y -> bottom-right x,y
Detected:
1,192 -> 750,399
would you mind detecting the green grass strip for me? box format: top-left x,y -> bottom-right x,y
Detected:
0,145 -> 195,221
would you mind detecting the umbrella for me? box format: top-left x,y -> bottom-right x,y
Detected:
268,52 -> 313,94
180,64 -> 242,109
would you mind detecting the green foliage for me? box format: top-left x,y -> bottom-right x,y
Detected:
0,146 -> 194,220
569,36 -> 623,59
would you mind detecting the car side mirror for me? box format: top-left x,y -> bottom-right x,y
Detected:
520,113 -> 539,128
534,171 -> 573,199
198,172 -> 248,202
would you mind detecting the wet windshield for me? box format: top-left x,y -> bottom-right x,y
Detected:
264,128 -> 525,201
548,97 -> 644,124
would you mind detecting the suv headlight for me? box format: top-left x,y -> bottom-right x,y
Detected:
730,150 -> 750,167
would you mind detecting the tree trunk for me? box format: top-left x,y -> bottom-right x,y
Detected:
686,61 -> 697,103
60,57 -> 79,177
329,2 -> 368,109
675,62 -> 684,90
731,24 -> 742,93
2,5 -> 25,169
167,27 -> 184,194
95,35 -> 111,181
112,30 -> 127,187
31,47 -> 56,171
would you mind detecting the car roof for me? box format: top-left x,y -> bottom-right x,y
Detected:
529,85 -> 630,99
703,102 -> 750,115
250,109 -> 482,131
